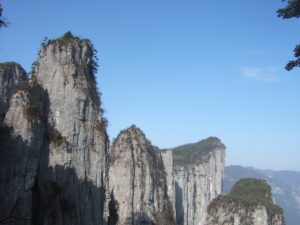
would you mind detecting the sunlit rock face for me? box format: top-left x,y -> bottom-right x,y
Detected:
0,34 -> 109,225
0,62 -> 27,123
107,125 -> 175,225
1,32 -> 285,225
32,35 -> 109,225
206,205 -> 284,225
172,137 -> 226,225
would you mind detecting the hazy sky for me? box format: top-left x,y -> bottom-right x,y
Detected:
1,0 -> 300,171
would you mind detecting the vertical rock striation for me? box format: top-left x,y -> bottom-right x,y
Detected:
32,34 -> 109,225
0,33 -> 109,225
161,149 -> 175,217
172,137 -> 226,225
108,125 -> 175,225
0,32 -> 286,225
206,179 -> 285,225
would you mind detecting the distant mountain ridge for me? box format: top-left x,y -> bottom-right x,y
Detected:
224,165 -> 300,225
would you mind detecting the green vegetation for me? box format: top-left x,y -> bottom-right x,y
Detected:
13,76 -> 44,121
0,62 -> 21,71
277,0 -> 300,70
0,61 -> 18,67
228,178 -> 272,205
210,178 -> 283,217
15,75 -> 38,93
172,137 -> 225,166
44,31 -> 81,46
0,3 -> 8,28
47,129 -> 64,146
41,31 -> 98,80
24,102 -> 43,121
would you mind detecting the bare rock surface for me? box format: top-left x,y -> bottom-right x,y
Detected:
0,32 -> 286,225
0,33 -> 108,225
32,34 -> 109,225
0,62 -> 27,124
172,137 -> 226,225
0,78 -> 46,225
108,125 -> 175,225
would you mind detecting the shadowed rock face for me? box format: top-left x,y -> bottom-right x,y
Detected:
108,125 -> 175,225
0,78 -> 46,225
0,34 -> 109,225
0,33 -> 284,225
0,62 -> 27,124
34,35 -> 108,186
33,36 -> 109,225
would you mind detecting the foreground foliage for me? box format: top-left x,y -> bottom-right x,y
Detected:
277,0 -> 300,70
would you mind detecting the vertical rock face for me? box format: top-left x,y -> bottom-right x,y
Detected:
32,35 -> 108,225
172,137 -> 226,225
0,78 -> 46,225
206,179 -> 285,225
0,32 -> 286,225
0,62 -> 27,123
161,149 -> 175,216
108,125 -> 175,225
0,33 -> 108,225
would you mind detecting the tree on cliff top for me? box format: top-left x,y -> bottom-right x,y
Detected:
0,3 -> 8,28
277,0 -> 300,70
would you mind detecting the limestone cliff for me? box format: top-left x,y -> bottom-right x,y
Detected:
206,178 -> 285,225
0,77 -> 46,225
0,32 -> 286,225
172,137 -> 226,225
107,125 -> 175,225
0,33 -> 109,225
33,33 -> 109,225
0,62 -> 27,124
161,149 -> 175,216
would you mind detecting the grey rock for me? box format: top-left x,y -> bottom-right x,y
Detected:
206,205 -> 284,225
0,34 -> 109,225
108,125 -> 175,225
0,62 -> 27,124
172,137 -> 226,225
0,78 -> 46,225
161,149 -> 175,217
32,37 -> 109,225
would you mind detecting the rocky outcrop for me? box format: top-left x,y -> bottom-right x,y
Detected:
206,179 -> 285,225
108,125 -> 175,225
0,62 -> 27,124
0,32 -> 286,225
32,34 -> 109,225
172,137 -> 226,225
0,33 -> 109,225
0,78 -> 46,225
223,166 -> 300,225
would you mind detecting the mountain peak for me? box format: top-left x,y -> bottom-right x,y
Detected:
172,136 -> 226,166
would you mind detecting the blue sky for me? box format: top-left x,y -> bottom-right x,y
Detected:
1,0 -> 300,171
